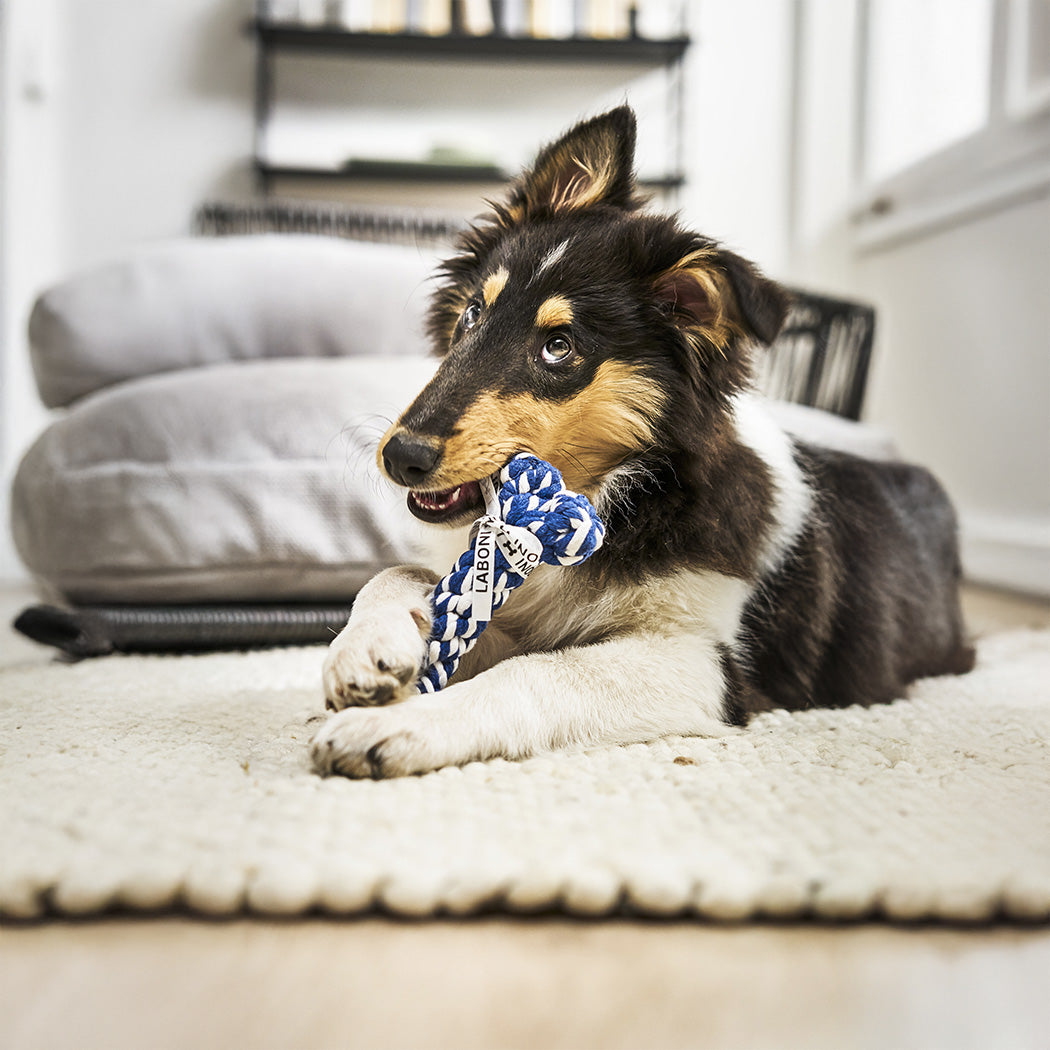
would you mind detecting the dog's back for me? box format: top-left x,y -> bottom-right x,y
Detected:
740,444 -> 974,717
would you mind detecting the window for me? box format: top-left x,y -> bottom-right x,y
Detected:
863,0 -> 994,183
854,0 -> 1050,249
1007,0 -> 1050,118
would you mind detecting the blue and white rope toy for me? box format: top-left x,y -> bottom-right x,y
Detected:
416,453 -> 605,693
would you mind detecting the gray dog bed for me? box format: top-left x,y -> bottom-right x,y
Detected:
11,235 -> 894,653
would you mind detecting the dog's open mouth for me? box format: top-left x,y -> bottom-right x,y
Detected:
407,481 -> 485,525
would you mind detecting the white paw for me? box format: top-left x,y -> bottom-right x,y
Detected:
322,607 -> 430,711
310,702 -> 456,779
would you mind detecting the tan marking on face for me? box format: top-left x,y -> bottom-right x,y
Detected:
552,359 -> 663,488
404,359 -> 663,495
535,295 -> 574,330
483,267 -> 509,307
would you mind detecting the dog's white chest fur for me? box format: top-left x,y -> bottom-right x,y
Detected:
496,563 -> 751,655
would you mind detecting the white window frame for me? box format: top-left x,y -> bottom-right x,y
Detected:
852,0 -> 1050,252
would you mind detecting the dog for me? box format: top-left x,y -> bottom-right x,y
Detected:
311,106 -> 974,779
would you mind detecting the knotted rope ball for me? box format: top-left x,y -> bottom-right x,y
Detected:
416,454 -> 605,693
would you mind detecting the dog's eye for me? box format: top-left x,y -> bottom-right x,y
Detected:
462,301 -> 482,330
541,334 -> 574,366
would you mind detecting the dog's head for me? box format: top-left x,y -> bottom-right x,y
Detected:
379,106 -> 789,525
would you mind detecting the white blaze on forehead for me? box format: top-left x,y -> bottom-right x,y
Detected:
535,238 -> 570,280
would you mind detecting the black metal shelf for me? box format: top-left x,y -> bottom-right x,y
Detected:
256,159 -> 685,189
252,21 -> 690,64
250,20 -> 690,195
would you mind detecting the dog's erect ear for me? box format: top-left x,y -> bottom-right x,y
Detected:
506,106 -> 641,220
653,247 -> 790,349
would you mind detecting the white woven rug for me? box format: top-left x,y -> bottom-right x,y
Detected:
2,630 -> 1049,921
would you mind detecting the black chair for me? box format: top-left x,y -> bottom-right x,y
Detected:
760,289 -> 876,421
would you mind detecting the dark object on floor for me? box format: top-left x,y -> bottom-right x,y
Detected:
13,603 -> 354,659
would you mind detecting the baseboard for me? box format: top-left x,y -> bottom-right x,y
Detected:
960,511 -> 1050,598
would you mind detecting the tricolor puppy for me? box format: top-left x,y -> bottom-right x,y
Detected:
312,107 -> 973,778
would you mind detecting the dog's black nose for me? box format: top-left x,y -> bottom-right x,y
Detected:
382,431 -> 441,487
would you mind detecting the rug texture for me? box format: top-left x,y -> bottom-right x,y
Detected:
2,631 -> 1049,921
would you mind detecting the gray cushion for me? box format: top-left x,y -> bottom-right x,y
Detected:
12,356 -> 438,603
12,343 -> 897,604
28,236 -> 441,408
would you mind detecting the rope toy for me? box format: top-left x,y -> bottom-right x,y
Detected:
416,454 -> 605,693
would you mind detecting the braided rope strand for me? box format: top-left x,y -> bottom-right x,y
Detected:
416,454 -> 605,693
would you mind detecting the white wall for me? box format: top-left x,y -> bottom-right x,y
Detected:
61,2 -> 255,273
787,0 -> 1050,596
0,0 -> 254,580
854,200 -> 1050,596
678,0 -> 795,273
1,0 -> 65,582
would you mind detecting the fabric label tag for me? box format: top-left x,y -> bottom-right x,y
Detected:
493,522 -> 543,578
470,515 -> 543,622
471,518 -> 498,622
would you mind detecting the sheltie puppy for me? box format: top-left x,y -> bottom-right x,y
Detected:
312,106 -> 973,778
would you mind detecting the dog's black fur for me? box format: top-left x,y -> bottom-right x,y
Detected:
316,106 -> 974,780
739,446 -> 975,718
385,106 -> 974,721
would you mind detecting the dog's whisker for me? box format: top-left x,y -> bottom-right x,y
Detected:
552,446 -> 600,486
338,415 -> 393,440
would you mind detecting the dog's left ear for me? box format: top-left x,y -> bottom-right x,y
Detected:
507,106 -> 641,220
718,251 -> 791,346
653,247 -> 790,349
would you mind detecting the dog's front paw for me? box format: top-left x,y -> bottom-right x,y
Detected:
311,704 -> 453,779
322,611 -> 429,711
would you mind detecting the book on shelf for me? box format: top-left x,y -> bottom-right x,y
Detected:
528,0 -> 573,38
413,0 -> 451,34
258,0 -> 687,40
497,0 -> 528,36
337,0 -> 375,30
465,0 -> 495,35
371,0 -> 407,32
586,0 -> 632,39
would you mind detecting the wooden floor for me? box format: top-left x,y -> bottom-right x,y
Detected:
2,583 -> 1049,1050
